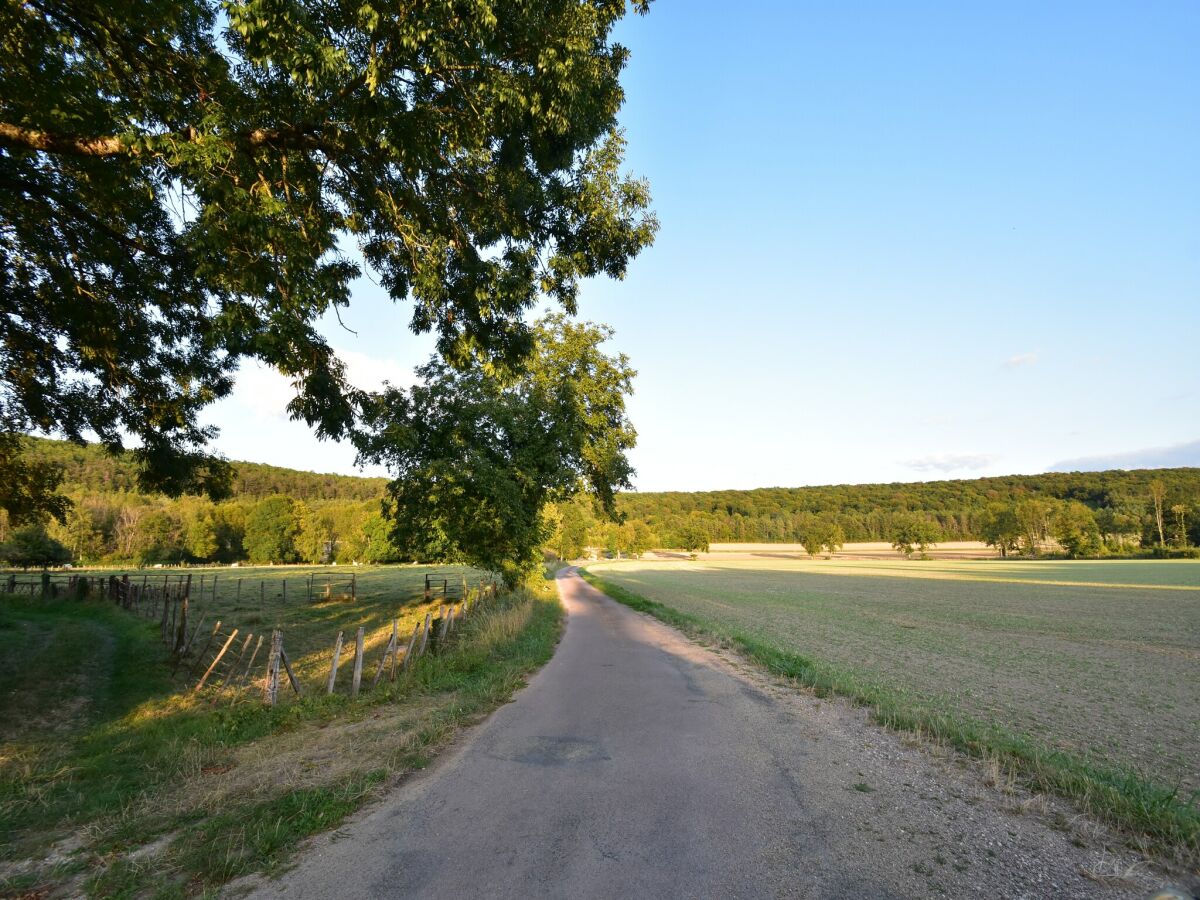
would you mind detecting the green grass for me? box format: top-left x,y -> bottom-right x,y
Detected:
0,566 -> 563,896
581,560 -> 1200,858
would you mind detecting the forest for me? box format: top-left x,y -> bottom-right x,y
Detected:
617,469 -> 1200,556
4,436 -> 1199,566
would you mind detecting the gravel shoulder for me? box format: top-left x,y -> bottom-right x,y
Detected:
236,569 -> 1189,899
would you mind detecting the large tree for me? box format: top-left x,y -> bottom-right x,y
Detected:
0,0 -> 656,503
358,314 -> 635,584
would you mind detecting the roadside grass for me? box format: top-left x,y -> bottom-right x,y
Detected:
579,567 -> 1200,861
0,570 -> 563,897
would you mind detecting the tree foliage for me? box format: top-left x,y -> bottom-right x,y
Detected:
1,523 -> 71,569
890,513 -> 940,559
1,0 -> 656,498
358,315 -> 636,584
244,495 -> 301,563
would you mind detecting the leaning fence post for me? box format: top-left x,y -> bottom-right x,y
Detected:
417,612 -> 433,658
350,626 -> 365,697
401,622 -> 421,672
263,630 -> 282,706
188,620 -> 222,676
326,630 -> 345,693
220,633 -> 254,688
195,628 -> 239,692
237,634 -> 265,686
437,605 -> 451,643
372,619 -> 399,689
280,646 -> 303,696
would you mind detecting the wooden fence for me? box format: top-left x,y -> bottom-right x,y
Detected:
1,571 -> 500,706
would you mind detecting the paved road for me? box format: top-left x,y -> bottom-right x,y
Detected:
247,569 -> 1151,899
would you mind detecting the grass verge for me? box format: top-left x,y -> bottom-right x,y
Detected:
579,567 -> 1199,862
1,576 -> 563,897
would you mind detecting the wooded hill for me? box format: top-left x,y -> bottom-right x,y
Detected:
23,435 -> 388,502
617,469 -> 1200,548
11,436 -> 1200,563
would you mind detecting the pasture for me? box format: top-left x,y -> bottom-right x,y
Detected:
584,557 -> 1200,850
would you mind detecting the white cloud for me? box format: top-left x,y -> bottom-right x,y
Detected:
1048,439 -> 1200,472
1003,352 -> 1038,369
902,453 -> 998,473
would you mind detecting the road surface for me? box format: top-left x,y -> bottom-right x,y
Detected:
246,568 -> 1157,899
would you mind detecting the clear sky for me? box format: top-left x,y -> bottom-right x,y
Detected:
203,0 -> 1200,492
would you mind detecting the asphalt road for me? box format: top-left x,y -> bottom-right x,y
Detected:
246,568 -> 1154,899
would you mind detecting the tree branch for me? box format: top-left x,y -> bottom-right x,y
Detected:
0,122 -> 332,158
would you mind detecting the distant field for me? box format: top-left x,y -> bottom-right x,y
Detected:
585,558 -> 1200,801
704,541 -> 999,560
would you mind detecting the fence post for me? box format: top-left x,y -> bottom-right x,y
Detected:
351,574 -> 356,601
326,630 -> 344,694
237,578 -> 242,602
283,579 -> 287,602
280,646 -> 303,695
220,633 -> 254,688
401,621 -> 421,672
264,630 -> 282,706
174,595 -> 189,654
351,626 -> 365,697
372,619 -> 398,689
437,605 -> 450,644
195,628 -> 239,692
212,575 -> 218,604
238,634 -> 265,686
417,612 -> 433,658
188,620 -> 223,676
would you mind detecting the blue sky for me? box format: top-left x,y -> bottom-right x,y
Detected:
204,0 -> 1200,491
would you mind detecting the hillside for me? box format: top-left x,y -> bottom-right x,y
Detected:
22,435 -> 388,502
12,436 -> 1200,562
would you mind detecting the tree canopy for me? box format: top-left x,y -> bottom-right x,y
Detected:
0,0 -> 656,503
357,314 -> 636,583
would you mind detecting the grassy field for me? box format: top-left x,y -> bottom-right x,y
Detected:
584,558 -> 1200,855
0,564 -> 563,896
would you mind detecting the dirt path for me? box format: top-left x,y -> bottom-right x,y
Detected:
241,569 -> 1174,899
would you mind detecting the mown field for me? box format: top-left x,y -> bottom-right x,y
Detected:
584,558 -> 1200,853
0,564 -> 563,896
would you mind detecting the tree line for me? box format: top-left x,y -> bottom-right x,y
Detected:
4,437 -> 1198,568
612,469 -> 1200,558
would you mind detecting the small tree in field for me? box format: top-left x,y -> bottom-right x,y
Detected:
819,521 -> 844,559
891,513 -> 939,559
1051,501 -> 1102,558
679,521 -> 709,554
980,503 -> 1021,557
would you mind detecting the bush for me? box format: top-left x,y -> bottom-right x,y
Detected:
1,524 -> 71,569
